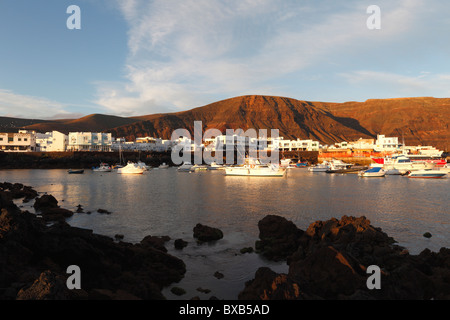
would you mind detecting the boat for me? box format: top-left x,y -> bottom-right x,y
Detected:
190,164 -> 208,172
224,158 -> 287,177
159,162 -> 169,169
68,169 -> 84,174
177,162 -> 194,172
325,160 -> 361,173
280,159 -> 292,168
295,161 -> 308,168
93,163 -> 112,172
117,162 -> 145,174
208,161 -> 224,170
137,161 -> 150,171
406,170 -> 447,179
308,161 -> 330,172
372,155 -> 433,174
358,166 -> 386,177
440,163 -> 450,173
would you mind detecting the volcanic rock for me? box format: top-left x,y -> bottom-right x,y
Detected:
239,215 -> 450,300
193,224 -> 223,242
0,184 -> 186,300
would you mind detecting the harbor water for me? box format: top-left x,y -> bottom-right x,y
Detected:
1,168 -> 449,299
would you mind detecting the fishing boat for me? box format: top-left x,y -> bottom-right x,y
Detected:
308,161 -> 330,172
117,162 -> 145,174
177,162 -> 194,172
295,161 -> 308,168
406,170 -> 447,179
325,160 -> 360,173
225,158 -> 286,177
92,163 -> 112,172
68,169 -> 84,174
159,162 -> 169,169
358,167 -> 386,177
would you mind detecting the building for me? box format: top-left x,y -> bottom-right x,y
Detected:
36,131 -> 68,152
0,130 -> 37,152
375,135 -> 399,151
111,137 -> 173,152
67,132 -> 112,152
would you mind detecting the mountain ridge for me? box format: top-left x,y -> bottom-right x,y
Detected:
1,95 -> 448,150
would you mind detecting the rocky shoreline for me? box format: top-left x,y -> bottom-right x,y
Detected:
1,182 -> 449,300
241,215 -> 450,300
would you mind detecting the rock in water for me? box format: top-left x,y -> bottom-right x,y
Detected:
193,224 -> 223,242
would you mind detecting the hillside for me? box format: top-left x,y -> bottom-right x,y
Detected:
108,95 -> 375,144
318,97 -> 450,150
1,95 -> 448,150
21,114 -> 141,134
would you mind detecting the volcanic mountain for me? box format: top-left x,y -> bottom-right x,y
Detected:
111,95 -> 376,145
2,95 -> 449,150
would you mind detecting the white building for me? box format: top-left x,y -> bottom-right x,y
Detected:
111,137 -> 173,152
375,135 -> 399,151
0,130 -> 37,152
36,131 -> 68,152
67,132 -> 112,152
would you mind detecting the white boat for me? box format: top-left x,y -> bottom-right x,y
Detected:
117,162 -> 145,174
407,170 -> 447,179
280,159 -> 292,168
440,163 -> 450,173
358,167 -> 386,177
208,161 -> 224,170
225,158 -> 286,177
177,162 -> 194,172
159,162 -> 169,169
372,155 -> 433,174
93,163 -> 112,172
190,164 -> 208,172
308,161 -> 330,172
137,161 -> 150,171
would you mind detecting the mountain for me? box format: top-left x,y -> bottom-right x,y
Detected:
108,95 -> 375,145
18,114 -> 141,134
1,95 -> 449,150
317,97 -> 450,151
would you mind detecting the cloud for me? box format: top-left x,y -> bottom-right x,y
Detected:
94,0 -> 443,115
0,89 -> 76,119
339,70 -> 450,98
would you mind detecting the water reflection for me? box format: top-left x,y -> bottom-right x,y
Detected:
1,168 -> 449,299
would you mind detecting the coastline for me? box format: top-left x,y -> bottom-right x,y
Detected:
1,181 -> 449,300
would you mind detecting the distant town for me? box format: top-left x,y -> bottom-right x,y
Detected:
0,130 -> 444,160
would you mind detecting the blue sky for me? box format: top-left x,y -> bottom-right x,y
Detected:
1,0 -> 450,118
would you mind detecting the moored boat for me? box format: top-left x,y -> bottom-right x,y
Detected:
68,169 -> 84,174
308,161 -> 330,172
406,170 -> 447,179
225,158 -> 286,177
93,163 -> 112,172
159,162 -> 169,169
117,162 -> 145,174
177,162 -> 194,172
358,167 -> 386,177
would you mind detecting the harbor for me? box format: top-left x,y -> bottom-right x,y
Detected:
0,161 -> 448,300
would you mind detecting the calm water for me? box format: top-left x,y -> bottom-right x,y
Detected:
1,168 -> 449,299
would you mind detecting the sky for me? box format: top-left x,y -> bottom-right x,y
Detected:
1,0 -> 450,119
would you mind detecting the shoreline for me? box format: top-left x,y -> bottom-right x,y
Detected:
1,181 -> 450,300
